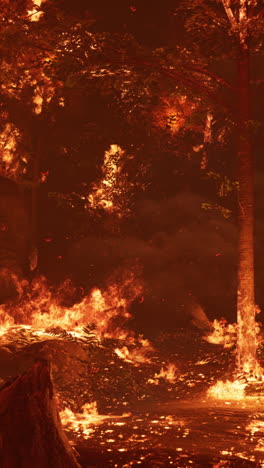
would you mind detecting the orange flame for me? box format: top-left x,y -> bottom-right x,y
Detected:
204,319 -> 237,348
88,144 -> 131,217
153,96 -> 197,134
0,123 -> 27,180
207,379 -> 246,400
148,363 -> 178,385
60,402 -> 108,438
27,0 -> 45,22
0,271 -> 153,366
114,336 -> 154,366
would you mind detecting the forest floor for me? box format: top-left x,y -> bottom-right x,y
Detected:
1,327 -> 264,467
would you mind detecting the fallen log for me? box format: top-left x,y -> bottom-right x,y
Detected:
0,359 -> 81,468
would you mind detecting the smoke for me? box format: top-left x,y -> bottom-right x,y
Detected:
69,190 -> 238,330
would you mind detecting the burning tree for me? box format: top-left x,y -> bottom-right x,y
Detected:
177,0 -> 264,377
223,0 -> 256,376
89,0 -> 264,377
88,1 -> 264,377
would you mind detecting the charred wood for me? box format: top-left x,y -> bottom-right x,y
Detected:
0,359 -> 81,468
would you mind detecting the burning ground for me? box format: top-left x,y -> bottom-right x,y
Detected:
1,276 -> 264,467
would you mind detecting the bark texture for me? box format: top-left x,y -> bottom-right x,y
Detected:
237,40 -> 257,375
0,359 -> 81,468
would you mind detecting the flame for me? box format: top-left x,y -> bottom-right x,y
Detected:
0,271 -> 154,366
28,0 -> 45,22
204,318 -> 237,348
60,401 -> 107,438
207,379 -> 246,400
247,419 -> 264,438
237,304 -> 262,378
204,317 -> 264,383
148,363 -> 178,385
0,123 -> 27,179
88,144 -> 131,217
0,308 -> 15,337
247,418 -> 264,453
155,363 -> 178,383
114,337 -> 154,366
153,96 -> 197,134
40,171 -> 49,183
0,272 -> 140,332
32,74 -> 55,114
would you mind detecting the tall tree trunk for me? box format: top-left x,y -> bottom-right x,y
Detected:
236,36 -> 257,376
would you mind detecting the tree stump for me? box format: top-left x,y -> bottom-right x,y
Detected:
0,359 -> 81,468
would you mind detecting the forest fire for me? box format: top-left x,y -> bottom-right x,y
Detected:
1,274 -> 264,466
0,272 -> 151,355
2,0 -> 264,466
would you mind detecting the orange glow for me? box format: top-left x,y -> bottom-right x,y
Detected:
147,363 -> 178,385
247,419 -> 264,453
155,363 -> 178,383
207,379 -> 246,400
0,123 -> 27,179
204,319 -> 237,348
27,0 -> 45,22
88,144 -> 131,216
32,74 -> 55,115
0,272 -> 154,366
237,304 -> 262,377
0,273 -> 139,332
114,337 -> 154,366
60,402 -> 110,438
153,96 -> 197,134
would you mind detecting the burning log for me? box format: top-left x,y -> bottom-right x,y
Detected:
0,359 -> 81,468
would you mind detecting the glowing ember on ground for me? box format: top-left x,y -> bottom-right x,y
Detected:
2,292 -> 264,466
247,418 -> 264,454
0,275 -> 264,465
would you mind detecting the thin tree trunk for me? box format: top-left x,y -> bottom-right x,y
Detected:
236,38 -> 257,376
29,135 -> 40,271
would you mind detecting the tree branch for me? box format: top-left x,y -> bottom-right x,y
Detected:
98,46 -> 232,111
221,0 -> 238,29
180,64 -> 235,91
100,46 -> 214,94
